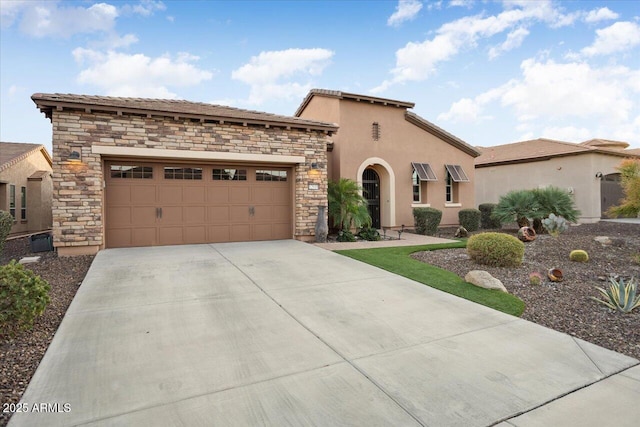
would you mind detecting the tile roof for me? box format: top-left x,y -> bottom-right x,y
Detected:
295,89 -> 415,116
31,93 -> 338,133
475,138 -> 640,167
0,142 -> 52,172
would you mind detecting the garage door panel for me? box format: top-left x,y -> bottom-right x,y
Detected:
131,207 -> 156,226
107,207 -> 132,226
230,224 -> 251,242
208,225 -> 230,243
229,205 -> 250,222
230,187 -> 250,203
159,227 -> 183,246
208,206 -> 230,223
130,185 -> 157,204
132,228 -> 156,247
161,206 -> 183,224
272,187 -> 290,203
184,187 -> 205,203
159,186 -> 183,204
272,223 -> 291,239
185,206 -> 206,223
208,187 -> 229,203
107,229 -> 132,248
184,227 -> 206,244
106,186 -> 131,205
252,224 -> 272,241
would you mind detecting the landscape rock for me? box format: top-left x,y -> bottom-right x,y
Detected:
464,270 -> 508,292
18,256 -> 41,264
594,236 -> 612,245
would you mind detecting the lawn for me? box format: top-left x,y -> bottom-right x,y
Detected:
336,242 -> 525,317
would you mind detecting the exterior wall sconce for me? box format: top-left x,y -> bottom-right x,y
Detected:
595,172 -> 603,179
311,162 -> 319,170
68,149 -> 81,162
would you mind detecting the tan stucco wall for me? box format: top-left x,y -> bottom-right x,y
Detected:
299,97 -> 476,227
475,153 -> 627,223
49,109 -> 330,254
0,150 -> 52,235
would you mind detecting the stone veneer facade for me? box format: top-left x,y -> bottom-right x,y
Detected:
50,109 -> 329,255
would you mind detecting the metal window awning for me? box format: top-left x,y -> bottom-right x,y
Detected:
445,164 -> 470,182
412,162 -> 438,181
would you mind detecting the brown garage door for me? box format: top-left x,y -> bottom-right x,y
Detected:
105,161 -> 293,248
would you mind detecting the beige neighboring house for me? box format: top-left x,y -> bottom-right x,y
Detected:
0,142 -> 53,235
32,93 -> 336,256
295,89 -> 480,228
475,138 -> 640,223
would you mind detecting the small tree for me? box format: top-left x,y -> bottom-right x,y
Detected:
607,158 -> 640,218
328,178 -> 371,232
491,190 -> 540,228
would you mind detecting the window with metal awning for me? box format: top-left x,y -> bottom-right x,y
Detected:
411,162 -> 438,181
444,164 -> 470,182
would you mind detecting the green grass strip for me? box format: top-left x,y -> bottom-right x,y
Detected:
336,242 -> 525,317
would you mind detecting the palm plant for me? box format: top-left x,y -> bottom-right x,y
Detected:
531,186 -> 580,233
491,189 -> 540,228
328,178 -> 371,232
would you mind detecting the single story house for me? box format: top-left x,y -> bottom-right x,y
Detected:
0,142 -> 53,236
295,89 -> 480,228
474,138 -> 640,223
32,93 -> 337,255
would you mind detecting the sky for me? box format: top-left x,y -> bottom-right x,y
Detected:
1,0 -> 639,153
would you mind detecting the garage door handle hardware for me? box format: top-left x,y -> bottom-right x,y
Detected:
156,207 -> 163,219
249,206 -> 255,216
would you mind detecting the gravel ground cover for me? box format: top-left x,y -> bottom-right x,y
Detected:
414,221 -> 640,360
1,238 -> 94,427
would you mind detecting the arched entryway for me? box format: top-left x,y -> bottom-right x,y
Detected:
601,173 -> 623,217
356,158 -> 396,228
362,168 -> 381,228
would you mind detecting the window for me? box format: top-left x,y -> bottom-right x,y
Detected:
412,170 -> 421,202
110,165 -> 153,179
164,167 -> 202,180
256,170 -> 287,182
20,187 -> 26,220
212,169 -> 247,181
445,171 -> 453,203
9,185 -> 15,219
444,164 -> 468,204
444,164 -> 469,182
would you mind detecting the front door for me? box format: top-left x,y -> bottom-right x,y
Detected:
601,173 -> 623,217
362,168 -> 381,229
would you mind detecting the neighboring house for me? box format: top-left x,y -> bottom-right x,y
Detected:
32,93 -> 337,256
0,142 -> 53,235
475,138 -> 640,223
295,89 -> 480,228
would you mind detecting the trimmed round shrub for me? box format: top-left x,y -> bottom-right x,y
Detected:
458,208 -> 481,232
413,207 -> 442,236
0,210 -> 13,255
467,232 -> 525,267
358,227 -> 381,241
569,250 -> 589,262
0,260 -> 51,333
479,203 -> 502,229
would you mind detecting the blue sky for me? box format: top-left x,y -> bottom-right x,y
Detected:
1,0 -> 639,152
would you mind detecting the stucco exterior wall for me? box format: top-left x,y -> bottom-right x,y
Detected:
0,151 -> 52,235
475,153 -> 626,223
300,97 -> 476,227
50,109 -> 329,254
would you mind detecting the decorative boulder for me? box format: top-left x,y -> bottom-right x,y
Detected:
454,226 -> 468,238
594,236 -> 612,246
465,270 -> 508,292
517,226 -> 537,242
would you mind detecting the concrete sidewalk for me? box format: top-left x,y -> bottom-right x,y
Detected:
9,240 -> 639,426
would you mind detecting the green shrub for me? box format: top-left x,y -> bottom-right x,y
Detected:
0,260 -> 51,333
337,230 -> 356,242
591,276 -> 640,313
458,208 -> 481,232
542,213 -> 569,237
479,203 -> 501,229
492,190 -> 540,228
569,250 -> 589,262
358,227 -> 381,241
532,186 -> 580,233
413,207 -> 442,236
0,210 -> 13,255
467,232 -> 525,267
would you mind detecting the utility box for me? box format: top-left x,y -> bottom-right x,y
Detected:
30,233 -> 53,253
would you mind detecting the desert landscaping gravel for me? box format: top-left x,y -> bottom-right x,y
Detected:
415,221 -> 640,361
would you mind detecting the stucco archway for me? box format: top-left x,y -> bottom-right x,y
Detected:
356,158 -> 396,227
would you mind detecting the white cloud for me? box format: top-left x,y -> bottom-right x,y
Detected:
449,0 -> 474,8
387,0 -> 423,27
18,2 -> 118,38
120,0 -> 166,17
372,1 -> 577,93
439,58 -> 640,143
584,7 -> 619,23
489,27 -> 530,59
0,0 -> 29,27
232,48 -> 334,105
541,126 -> 592,142
73,49 -> 213,98
581,21 -> 640,56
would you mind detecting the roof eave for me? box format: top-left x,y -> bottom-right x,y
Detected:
405,112 -> 480,157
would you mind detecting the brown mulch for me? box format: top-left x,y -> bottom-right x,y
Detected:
1,238 -> 94,427
413,222 -> 640,360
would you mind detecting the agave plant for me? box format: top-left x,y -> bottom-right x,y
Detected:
591,276 -> 640,313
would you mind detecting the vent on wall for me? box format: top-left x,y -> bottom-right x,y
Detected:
372,122 -> 380,141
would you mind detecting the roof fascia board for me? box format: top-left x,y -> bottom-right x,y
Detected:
405,113 -> 480,157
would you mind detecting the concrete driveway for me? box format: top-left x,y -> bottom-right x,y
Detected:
10,240 -> 639,426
